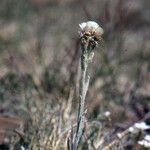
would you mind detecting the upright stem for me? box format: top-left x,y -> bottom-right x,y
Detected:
74,43 -> 90,149
67,21 -> 103,150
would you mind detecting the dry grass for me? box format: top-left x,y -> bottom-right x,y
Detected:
0,0 -> 150,149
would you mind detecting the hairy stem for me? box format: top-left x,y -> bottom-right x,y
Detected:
74,42 -> 90,149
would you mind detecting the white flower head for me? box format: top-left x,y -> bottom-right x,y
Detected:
138,135 -> 150,148
79,21 -> 104,37
128,127 -> 137,133
138,140 -> 150,148
145,135 -> 150,141
134,122 -> 150,130
78,21 -> 104,49
79,21 -> 99,30
104,111 -> 111,117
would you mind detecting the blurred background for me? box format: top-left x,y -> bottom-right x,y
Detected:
0,0 -> 150,149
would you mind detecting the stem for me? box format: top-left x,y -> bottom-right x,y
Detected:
74,42 -> 90,149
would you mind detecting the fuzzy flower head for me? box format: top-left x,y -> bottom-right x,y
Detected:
134,122 -> 150,130
79,21 -> 104,50
138,135 -> 150,148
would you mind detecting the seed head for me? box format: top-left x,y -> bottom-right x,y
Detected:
79,21 -> 104,49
